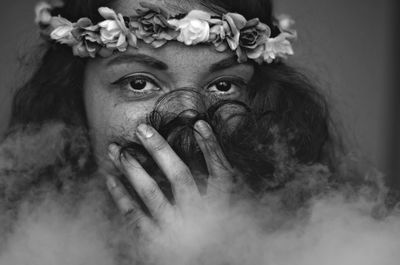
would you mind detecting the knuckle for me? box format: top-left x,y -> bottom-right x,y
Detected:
141,181 -> 161,202
210,151 -> 233,169
211,165 -> 235,179
154,198 -> 170,214
201,134 -> 217,147
112,186 -> 127,201
202,128 -> 217,141
117,196 -> 136,212
116,194 -> 130,206
126,210 -> 146,227
150,138 -> 169,152
172,166 -> 195,186
124,206 -> 139,219
208,144 -> 224,158
122,159 -> 140,170
216,160 -> 234,173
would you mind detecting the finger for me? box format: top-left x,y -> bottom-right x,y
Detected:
194,120 -> 234,200
106,174 -> 155,234
135,124 -> 201,207
108,144 -> 176,224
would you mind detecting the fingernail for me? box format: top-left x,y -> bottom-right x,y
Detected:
120,151 -> 139,168
195,120 -> 211,137
108,143 -> 120,161
106,175 -> 117,189
136,124 -> 154,139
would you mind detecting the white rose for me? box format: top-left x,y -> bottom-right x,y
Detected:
45,12 -> 79,46
176,19 -> 210,45
262,33 -> 294,63
50,24 -> 77,45
98,20 -> 128,51
169,10 -> 211,45
99,20 -> 122,43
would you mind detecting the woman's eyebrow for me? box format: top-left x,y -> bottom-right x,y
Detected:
209,56 -> 241,72
106,54 -> 169,70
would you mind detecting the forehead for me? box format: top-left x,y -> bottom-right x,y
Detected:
103,41 -> 238,72
111,0 -> 212,15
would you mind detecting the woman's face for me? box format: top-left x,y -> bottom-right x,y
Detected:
83,0 -> 254,171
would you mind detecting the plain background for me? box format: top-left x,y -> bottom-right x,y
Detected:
0,0 -> 398,185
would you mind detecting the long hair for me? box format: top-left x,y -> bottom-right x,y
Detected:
6,0 -> 342,198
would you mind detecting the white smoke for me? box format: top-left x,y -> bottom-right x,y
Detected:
1,182 -> 399,265
0,202 -> 115,265
131,190 -> 400,265
0,123 -> 399,265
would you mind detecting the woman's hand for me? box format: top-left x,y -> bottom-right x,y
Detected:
106,120 -> 235,240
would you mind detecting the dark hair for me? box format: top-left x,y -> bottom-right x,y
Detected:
10,0 -> 113,127
7,0 -> 342,195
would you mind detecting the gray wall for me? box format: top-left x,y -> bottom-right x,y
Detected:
0,1 -> 37,135
275,0 -> 395,174
0,1 -> 396,177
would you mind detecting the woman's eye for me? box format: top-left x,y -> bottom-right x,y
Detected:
213,81 -> 232,92
112,75 -> 161,96
207,79 -> 245,97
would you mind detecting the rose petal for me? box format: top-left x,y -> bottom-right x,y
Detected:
246,45 -> 265,59
256,22 -> 270,34
51,26 -> 71,37
116,33 -> 126,47
226,34 -> 239,50
72,42 -> 89,57
151,39 -> 168,48
76,18 -> 93,28
98,7 -> 118,20
185,10 -> 212,21
50,26 -> 77,44
50,16 -> 73,28
216,43 -> 228,52
129,21 -> 141,28
158,31 -> 175,40
245,18 -> 260,28
85,41 -> 99,57
226,13 -> 247,30
126,33 -> 138,47
139,2 -> 162,14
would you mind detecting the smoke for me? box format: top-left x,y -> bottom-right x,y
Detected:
0,201 -> 114,265
1,166 -> 399,265
1,119 -> 400,264
141,192 -> 400,265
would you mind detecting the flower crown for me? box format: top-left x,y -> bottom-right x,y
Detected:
35,1 -> 297,64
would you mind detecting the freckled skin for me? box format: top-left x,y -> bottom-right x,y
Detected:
83,0 -> 254,174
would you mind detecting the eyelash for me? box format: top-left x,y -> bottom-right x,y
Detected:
111,74 -> 247,98
205,77 -> 247,97
111,74 -> 162,98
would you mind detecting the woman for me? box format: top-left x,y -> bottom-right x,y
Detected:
2,0 -> 393,264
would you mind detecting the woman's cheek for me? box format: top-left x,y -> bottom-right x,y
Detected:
86,103 -> 145,168
108,105 -> 148,138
